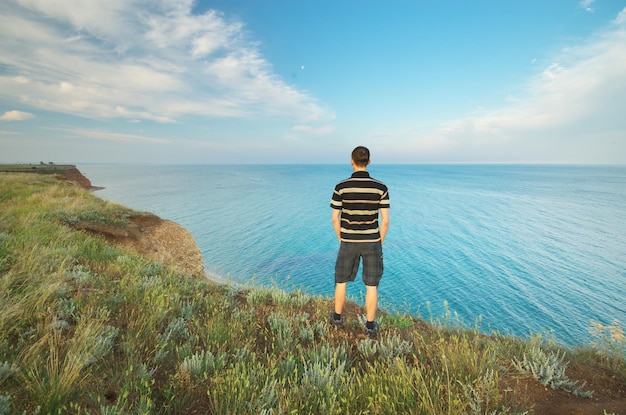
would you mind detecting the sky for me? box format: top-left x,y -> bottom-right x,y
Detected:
1,0 -> 625,164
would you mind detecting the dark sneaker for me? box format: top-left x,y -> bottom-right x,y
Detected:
365,321 -> 378,338
329,313 -> 343,327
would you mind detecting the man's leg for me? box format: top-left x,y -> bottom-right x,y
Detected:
365,285 -> 378,322
362,242 -> 382,337
333,242 -> 358,323
334,282 -> 347,315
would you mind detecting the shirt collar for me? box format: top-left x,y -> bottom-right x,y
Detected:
351,171 -> 370,178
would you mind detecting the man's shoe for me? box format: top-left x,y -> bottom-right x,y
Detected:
329,313 -> 343,327
365,321 -> 378,338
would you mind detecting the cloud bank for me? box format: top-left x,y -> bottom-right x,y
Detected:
400,7 -> 626,163
0,0 -> 331,123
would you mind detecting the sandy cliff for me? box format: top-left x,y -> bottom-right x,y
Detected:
61,166 -> 94,188
68,168 -> 206,279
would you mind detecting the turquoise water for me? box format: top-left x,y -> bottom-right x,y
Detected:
81,164 -> 626,345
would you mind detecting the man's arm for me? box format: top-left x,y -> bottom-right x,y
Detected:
331,208 -> 342,242
379,208 -> 389,244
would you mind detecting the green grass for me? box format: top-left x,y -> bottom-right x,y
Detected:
0,172 -> 624,414
0,163 -> 74,176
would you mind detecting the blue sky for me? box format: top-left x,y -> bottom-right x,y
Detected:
1,0 -> 625,164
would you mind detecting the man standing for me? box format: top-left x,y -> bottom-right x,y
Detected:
330,146 -> 390,338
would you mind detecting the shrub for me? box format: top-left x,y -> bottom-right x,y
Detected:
513,346 -> 593,397
590,320 -> 626,368
179,349 -> 227,380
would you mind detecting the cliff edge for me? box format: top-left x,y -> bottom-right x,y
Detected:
61,166 -> 94,188
73,214 -> 206,279
64,167 -> 206,279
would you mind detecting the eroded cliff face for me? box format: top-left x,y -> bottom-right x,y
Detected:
68,167 -> 206,279
73,213 -> 206,279
61,166 -> 93,188
131,216 -> 206,279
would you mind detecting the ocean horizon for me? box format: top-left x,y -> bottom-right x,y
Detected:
80,163 -> 626,346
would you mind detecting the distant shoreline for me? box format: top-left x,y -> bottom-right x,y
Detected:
0,163 -> 102,190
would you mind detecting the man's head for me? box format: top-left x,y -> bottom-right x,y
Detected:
351,146 -> 370,168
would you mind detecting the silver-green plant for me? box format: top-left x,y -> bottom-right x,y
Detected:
293,312 -> 310,324
68,265 -> 91,284
226,284 -> 242,298
590,320 -> 626,363
300,326 -> 315,343
305,343 -> 349,369
268,312 -> 295,350
161,317 -> 189,343
270,288 -> 291,307
267,312 -> 291,334
291,291 -> 311,307
84,325 -> 119,366
180,300 -> 195,319
46,318 -> 69,331
302,359 -> 346,390
357,338 -> 378,359
179,350 -> 227,380
458,369 -> 502,415
139,275 -> 162,288
513,346 -> 593,397
0,362 -> 11,384
248,378 -> 280,414
232,307 -> 255,325
300,359 -> 347,414
311,319 -> 329,338
100,404 -> 126,415
0,394 -> 11,415
378,332 -> 412,363
247,289 -> 271,307
277,355 -> 298,380
234,345 -> 253,364
55,298 -> 76,321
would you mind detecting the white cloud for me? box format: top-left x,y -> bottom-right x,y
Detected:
51,127 -> 171,144
0,0 -> 332,124
616,8 -> 626,25
421,8 -> 626,163
579,0 -> 595,13
0,110 -> 34,121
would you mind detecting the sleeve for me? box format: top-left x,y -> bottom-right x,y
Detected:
330,186 -> 343,209
380,186 -> 390,209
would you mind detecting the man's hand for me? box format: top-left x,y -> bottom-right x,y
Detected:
331,209 -> 342,242
379,208 -> 389,244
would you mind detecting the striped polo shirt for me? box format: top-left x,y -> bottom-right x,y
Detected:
330,171 -> 390,242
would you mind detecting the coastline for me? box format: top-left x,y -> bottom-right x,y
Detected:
10,164 -> 209,280
70,166 -> 237,286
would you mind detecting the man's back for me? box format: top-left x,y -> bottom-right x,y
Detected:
330,170 -> 389,243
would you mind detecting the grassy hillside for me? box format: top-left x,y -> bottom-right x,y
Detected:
0,172 -> 624,414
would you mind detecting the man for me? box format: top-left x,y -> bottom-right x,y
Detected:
330,146 -> 390,338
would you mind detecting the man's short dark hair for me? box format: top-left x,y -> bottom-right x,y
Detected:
352,146 -> 370,167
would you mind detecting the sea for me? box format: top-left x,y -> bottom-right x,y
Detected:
80,164 -> 626,346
